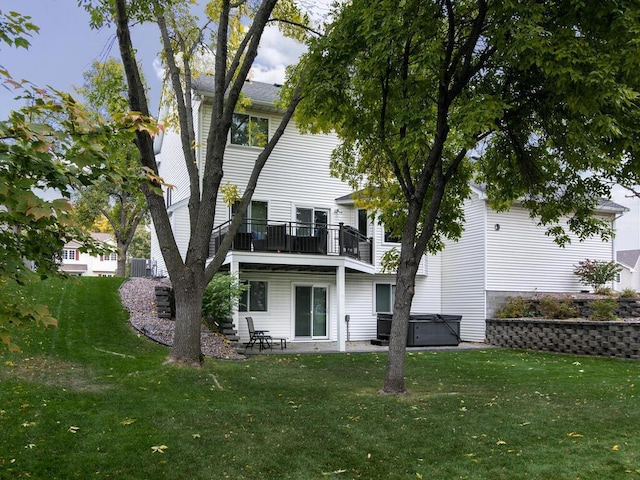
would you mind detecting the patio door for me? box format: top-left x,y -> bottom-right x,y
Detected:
294,285 -> 328,338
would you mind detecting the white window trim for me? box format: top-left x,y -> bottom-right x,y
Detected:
239,279 -> 269,313
229,112 -> 270,148
373,282 -> 396,314
381,225 -> 401,245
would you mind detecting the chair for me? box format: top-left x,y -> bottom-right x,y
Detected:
245,316 -> 273,351
244,317 -> 287,351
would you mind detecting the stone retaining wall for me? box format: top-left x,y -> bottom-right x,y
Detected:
486,318 -> 640,359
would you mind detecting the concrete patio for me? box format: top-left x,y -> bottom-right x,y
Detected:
240,340 -> 491,355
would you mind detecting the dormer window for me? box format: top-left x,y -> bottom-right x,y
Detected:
231,113 -> 269,147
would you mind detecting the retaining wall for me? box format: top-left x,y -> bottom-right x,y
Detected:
486,318 -> 640,359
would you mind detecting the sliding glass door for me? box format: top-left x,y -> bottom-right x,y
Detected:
294,285 -> 328,338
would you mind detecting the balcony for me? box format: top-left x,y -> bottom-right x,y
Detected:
209,219 -> 373,265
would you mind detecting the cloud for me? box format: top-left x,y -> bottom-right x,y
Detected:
249,25 -> 308,84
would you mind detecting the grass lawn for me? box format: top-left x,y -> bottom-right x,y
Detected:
1,276 -> 639,479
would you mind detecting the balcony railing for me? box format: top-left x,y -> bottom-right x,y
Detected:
209,219 -> 373,265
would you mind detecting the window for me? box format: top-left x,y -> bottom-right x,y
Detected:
239,280 -> 268,312
101,253 -> 118,261
383,226 -> 401,244
296,207 -> 328,236
63,249 -> 76,260
231,113 -> 269,147
375,283 -> 396,313
357,209 -> 368,237
615,273 -> 621,283
231,200 -> 268,235
166,186 -> 172,208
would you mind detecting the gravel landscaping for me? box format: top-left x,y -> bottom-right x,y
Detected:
119,277 -> 245,360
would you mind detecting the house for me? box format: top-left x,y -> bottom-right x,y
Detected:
441,188 -> 626,340
616,250 -> 640,292
151,78 -> 624,349
60,233 -> 118,277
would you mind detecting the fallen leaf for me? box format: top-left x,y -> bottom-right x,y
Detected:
151,445 -> 168,453
496,440 -> 507,446
120,418 -> 136,426
68,426 -> 79,434
567,432 -> 583,438
612,445 -> 619,451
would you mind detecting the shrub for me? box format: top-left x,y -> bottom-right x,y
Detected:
201,274 -> 248,331
588,298 -> 618,321
619,288 -> 639,298
574,259 -> 621,291
594,286 -> 617,296
538,297 -> 578,319
496,297 -> 534,318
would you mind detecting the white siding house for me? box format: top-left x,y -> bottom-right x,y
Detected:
152,78 -> 625,347
443,187 -> 625,341
616,250 -> 640,292
60,233 -> 118,277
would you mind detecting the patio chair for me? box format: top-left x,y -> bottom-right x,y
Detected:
245,317 -> 273,351
244,317 -> 287,351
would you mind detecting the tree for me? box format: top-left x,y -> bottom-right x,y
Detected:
296,0 -> 640,393
1,10 -> 109,350
72,59 -> 149,277
81,0 -> 312,365
574,260 -> 621,293
128,223 -> 151,259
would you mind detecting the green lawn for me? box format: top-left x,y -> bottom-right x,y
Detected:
1,276 -> 639,479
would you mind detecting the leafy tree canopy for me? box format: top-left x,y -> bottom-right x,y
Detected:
72,58 -> 149,276
298,0 -> 640,248
296,0 -> 640,393
0,10 -> 126,349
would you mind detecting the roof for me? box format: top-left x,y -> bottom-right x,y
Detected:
337,186 -> 627,214
191,76 -> 281,108
335,192 -> 357,205
470,184 -> 627,213
617,249 -> 640,269
64,233 -> 114,249
90,232 -> 114,243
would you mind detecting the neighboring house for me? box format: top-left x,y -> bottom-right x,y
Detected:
60,233 -> 118,277
152,78 -> 624,348
442,188 -> 626,340
616,249 -> 640,292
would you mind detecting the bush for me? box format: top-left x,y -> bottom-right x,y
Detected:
619,288 -> 638,298
201,274 -> 248,331
538,297 -> 578,319
588,298 -> 618,321
496,297 -> 534,318
594,286 -> 616,296
574,259 -> 621,291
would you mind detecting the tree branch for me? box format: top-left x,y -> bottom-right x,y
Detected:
267,17 -> 323,37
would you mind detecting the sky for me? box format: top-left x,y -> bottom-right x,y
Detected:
0,0 -> 311,120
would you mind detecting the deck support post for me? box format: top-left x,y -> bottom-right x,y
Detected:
336,264 -> 346,352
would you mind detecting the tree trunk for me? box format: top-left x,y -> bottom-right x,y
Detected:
383,246 -> 420,394
167,273 -> 205,366
116,243 -> 127,277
